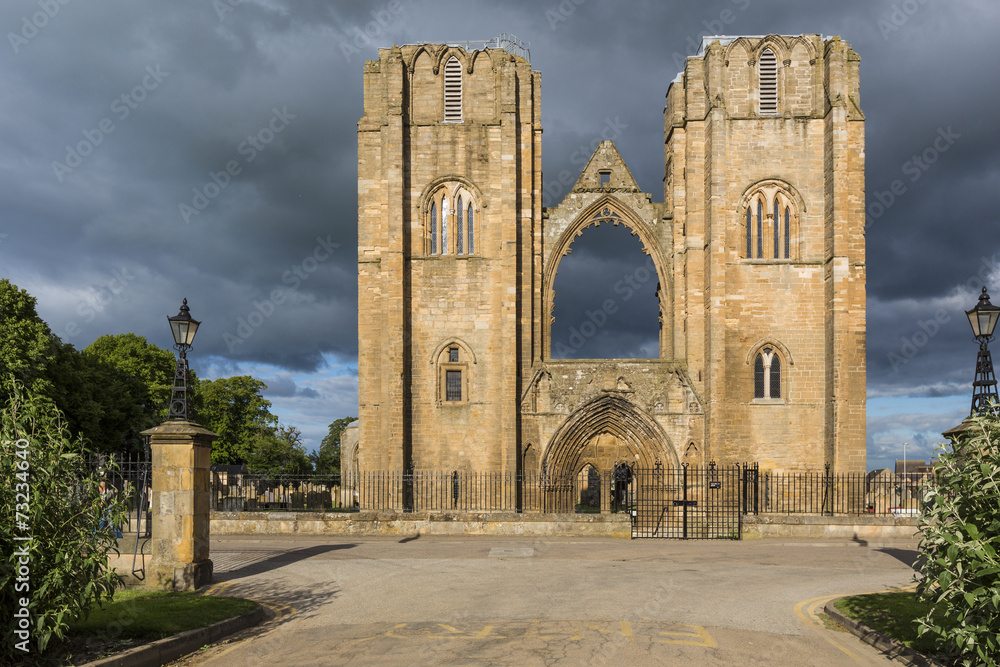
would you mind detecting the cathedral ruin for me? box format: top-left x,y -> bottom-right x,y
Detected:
350,34 -> 867,482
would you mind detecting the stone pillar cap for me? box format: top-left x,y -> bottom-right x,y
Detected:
142,420 -> 219,439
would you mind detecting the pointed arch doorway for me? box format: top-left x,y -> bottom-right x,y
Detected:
540,395 -> 678,512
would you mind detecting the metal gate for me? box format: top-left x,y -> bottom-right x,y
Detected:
631,463 -> 744,539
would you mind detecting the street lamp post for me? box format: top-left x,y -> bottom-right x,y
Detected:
167,298 -> 201,421
144,298 -> 215,591
965,286 -> 1000,416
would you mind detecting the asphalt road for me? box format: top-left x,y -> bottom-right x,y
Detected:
171,535 -> 920,666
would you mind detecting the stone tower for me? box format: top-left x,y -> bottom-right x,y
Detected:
661,35 -> 867,472
356,34 -> 866,478
356,38 -> 540,473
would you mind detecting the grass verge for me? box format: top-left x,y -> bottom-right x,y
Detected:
53,589 -> 257,665
833,591 -> 941,656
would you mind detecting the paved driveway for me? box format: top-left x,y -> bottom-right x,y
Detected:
173,536 -> 920,666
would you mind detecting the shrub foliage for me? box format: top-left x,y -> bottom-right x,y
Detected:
916,412 -> 1000,666
1,378 -> 128,662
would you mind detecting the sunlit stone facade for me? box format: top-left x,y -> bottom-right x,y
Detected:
354,35 -> 866,478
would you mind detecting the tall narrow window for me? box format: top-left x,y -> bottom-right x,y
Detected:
773,199 -> 780,259
769,355 -> 781,398
784,207 -> 790,259
754,354 -> 766,398
754,347 -> 782,400
430,202 -> 437,255
741,183 -> 797,262
444,56 -> 462,122
456,196 -> 464,254
746,207 -> 752,258
759,48 -> 778,115
441,195 -> 449,254
438,342 -> 470,404
467,204 -> 474,254
425,183 -> 479,258
446,370 -> 462,401
756,199 -> 763,258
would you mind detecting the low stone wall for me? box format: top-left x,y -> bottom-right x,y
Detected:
210,511 -> 632,539
208,511 -> 921,541
743,514 -> 920,541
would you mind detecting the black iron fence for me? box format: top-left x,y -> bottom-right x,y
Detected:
744,464 -> 933,516
211,470 -> 580,513
86,451 -> 151,537
211,472 -> 346,511
208,464 -> 933,517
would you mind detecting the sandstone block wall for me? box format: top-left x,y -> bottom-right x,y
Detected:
357,34 -> 866,480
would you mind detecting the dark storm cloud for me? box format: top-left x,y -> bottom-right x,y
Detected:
0,0 -> 362,369
2,0 -> 999,455
258,374 -> 321,399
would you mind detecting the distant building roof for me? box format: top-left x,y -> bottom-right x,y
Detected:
894,459 -> 932,474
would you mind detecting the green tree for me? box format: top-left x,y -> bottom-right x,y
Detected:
0,280 -> 140,453
1,377 -> 128,661
311,417 -> 356,476
47,340 -> 124,452
0,279 -> 59,404
246,424 -> 312,476
916,412 -> 1000,666
84,333 -> 176,426
196,376 -> 278,465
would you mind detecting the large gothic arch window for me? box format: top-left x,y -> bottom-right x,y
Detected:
425,183 -> 479,256
550,210 -> 660,359
740,182 -> 798,261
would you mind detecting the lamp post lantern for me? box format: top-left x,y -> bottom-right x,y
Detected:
167,298 -> 201,421
966,286 -> 1000,416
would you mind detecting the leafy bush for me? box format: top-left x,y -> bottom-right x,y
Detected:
916,412 -> 1000,666
1,377 -> 128,663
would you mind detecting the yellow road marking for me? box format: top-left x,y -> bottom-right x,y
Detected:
794,593 -> 860,661
351,620 -> 713,647
202,582 -> 236,597
386,623 -> 411,639
658,624 -> 717,647
257,599 -> 297,620
793,582 -> 919,663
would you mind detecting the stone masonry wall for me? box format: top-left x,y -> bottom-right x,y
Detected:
357,34 -> 866,482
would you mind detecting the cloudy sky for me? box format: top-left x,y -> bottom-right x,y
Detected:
2,0 -> 997,471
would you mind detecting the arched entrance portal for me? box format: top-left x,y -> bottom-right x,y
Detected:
541,395 -> 678,512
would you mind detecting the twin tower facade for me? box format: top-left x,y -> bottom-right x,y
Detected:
354,34 -> 866,478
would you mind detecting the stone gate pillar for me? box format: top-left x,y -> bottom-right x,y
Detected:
141,420 -> 217,590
